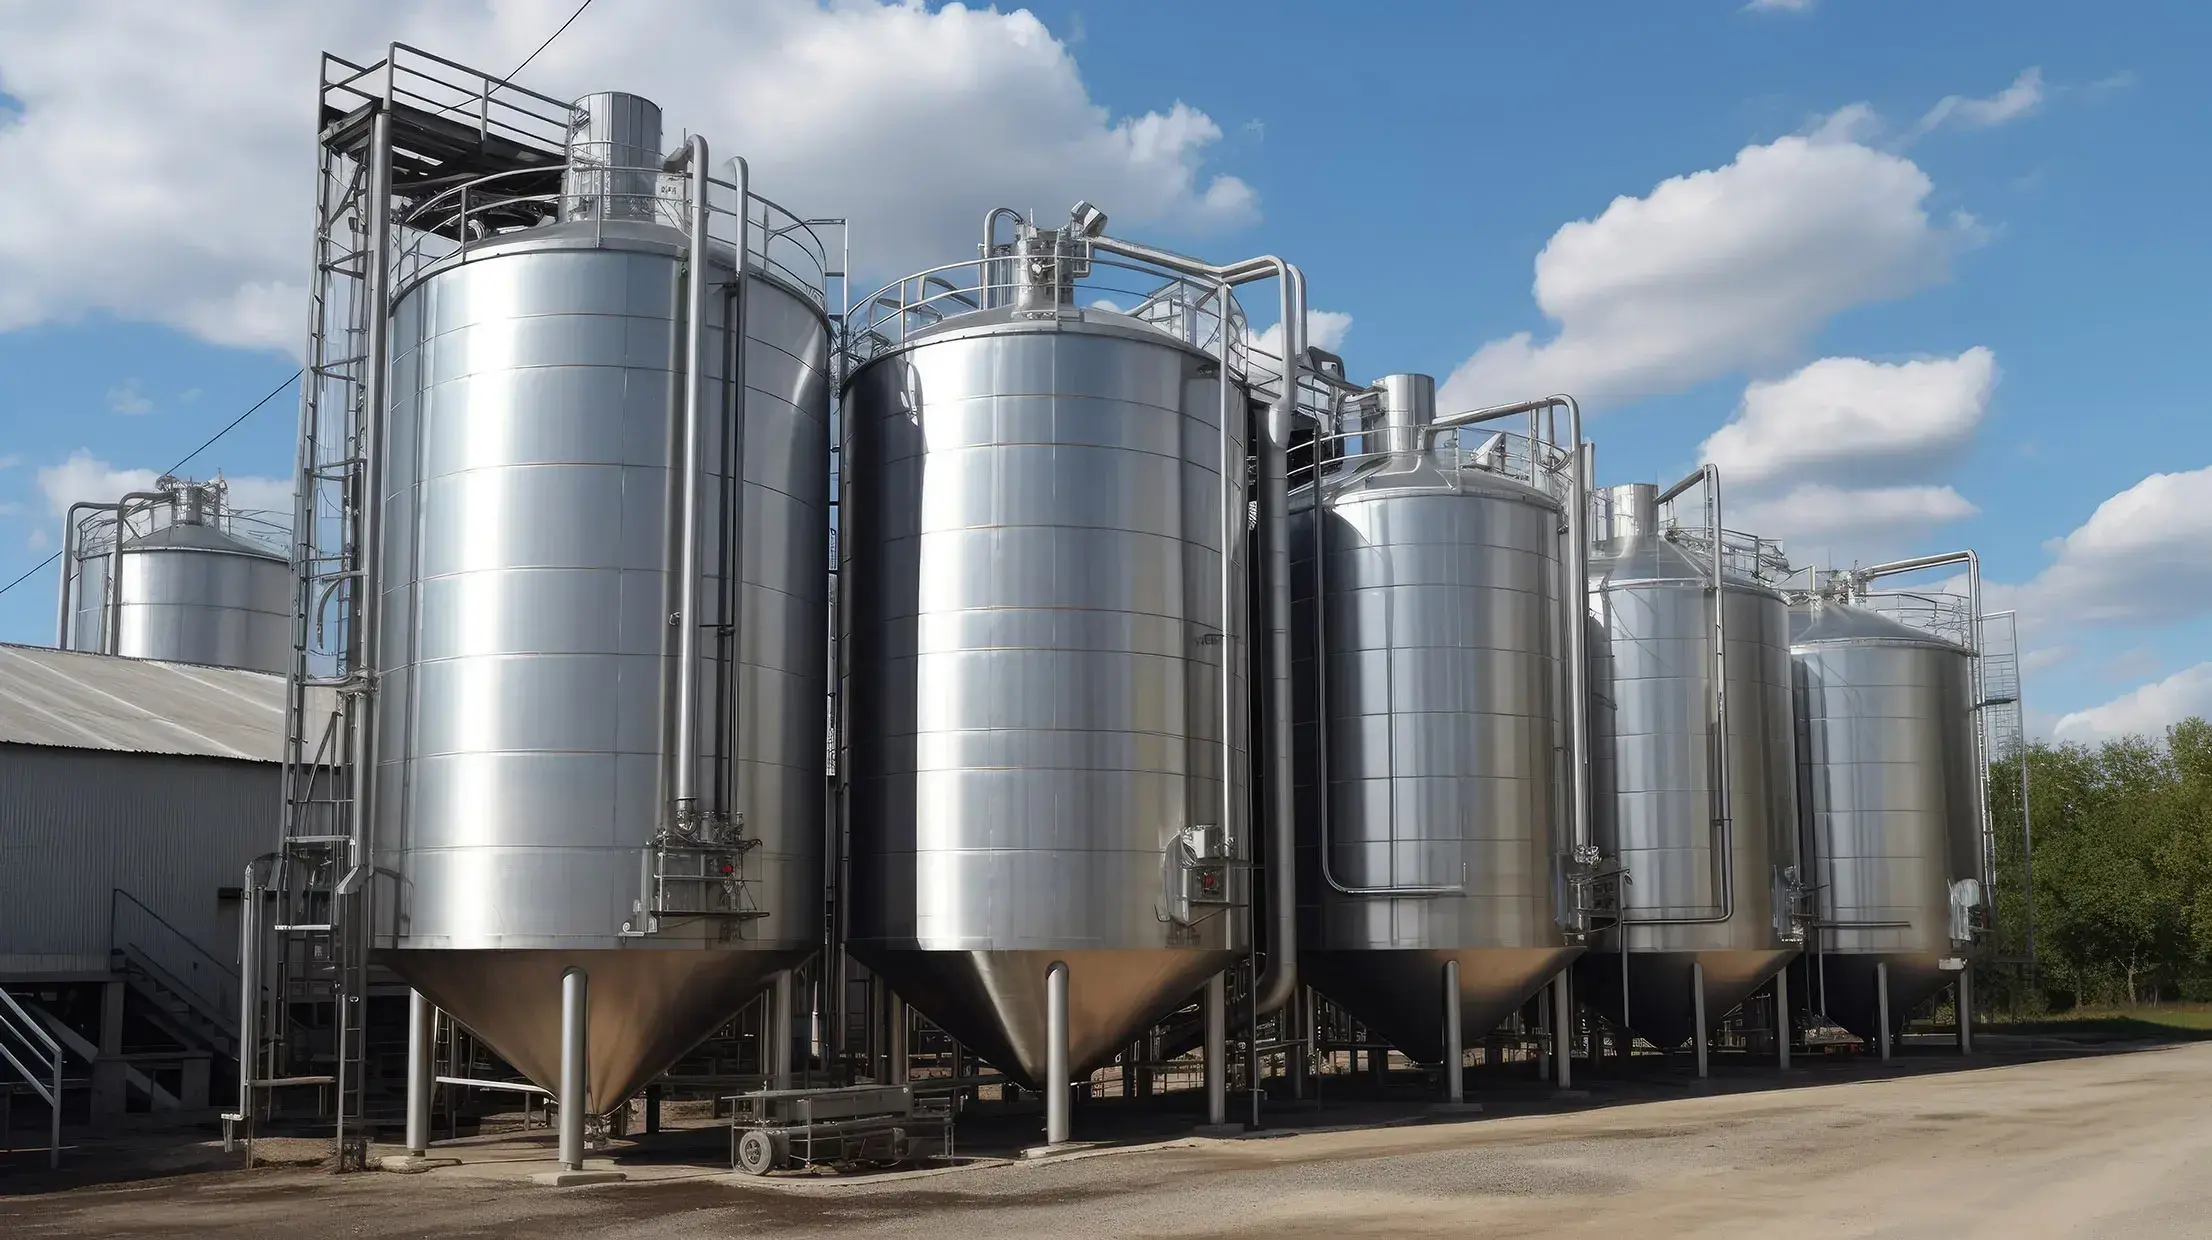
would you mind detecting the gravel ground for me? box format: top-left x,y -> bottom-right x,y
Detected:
7,1042 -> 2210,1238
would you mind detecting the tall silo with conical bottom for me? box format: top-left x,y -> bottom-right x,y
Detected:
368,90 -> 831,1115
1791,575 -> 1986,1047
1292,375 -> 1583,1070
841,218 -> 1254,1109
1574,480 -> 1801,1062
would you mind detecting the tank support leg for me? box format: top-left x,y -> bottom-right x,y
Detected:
1877,961 -> 1893,1062
1691,961 -> 1709,1079
888,993 -> 909,1086
558,968 -> 589,1171
772,970 -> 796,1090
1045,961 -> 1071,1146
405,990 -> 434,1156
1776,967 -> 1792,1070
1442,959 -> 1464,1104
1554,972 -> 1574,1090
1204,973 -> 1228,1126
1957,965 -> 1973,1055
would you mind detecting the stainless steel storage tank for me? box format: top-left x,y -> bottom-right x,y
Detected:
1293,374 -> 1581,1060
1575,479 -> 1801,1051
842,219 -> 1251,1088
1792,571 -> 1986,1043
367,92 -> 832,1109
57,477 -> 291,673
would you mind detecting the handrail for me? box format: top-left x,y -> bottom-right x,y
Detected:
113,888 -> 242,987
390,163 -> 835,311
0,985 -> 64,1168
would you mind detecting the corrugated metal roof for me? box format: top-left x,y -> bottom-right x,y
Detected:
0,643 -> 298,762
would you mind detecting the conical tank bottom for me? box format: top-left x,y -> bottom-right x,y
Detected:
1574,948 -> 1798,1050
857,947 -> 1237,1089
1798,954 -> 1953,1042
384,948 -> 806,1109
1304,947 -> 1582,1063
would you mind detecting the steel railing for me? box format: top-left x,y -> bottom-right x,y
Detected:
112,888 -> 242,1042
390,167 -> 838,311
0,987 -> 64,1168
843,252 -> 1250,370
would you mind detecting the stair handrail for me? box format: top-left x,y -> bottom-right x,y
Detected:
0,986 -> 65,1167
111,887 -> 241,1034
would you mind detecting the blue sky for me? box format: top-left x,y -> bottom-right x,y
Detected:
0,0 -> 2204,738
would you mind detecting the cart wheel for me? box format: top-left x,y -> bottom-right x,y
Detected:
736,1129 -> 783,1176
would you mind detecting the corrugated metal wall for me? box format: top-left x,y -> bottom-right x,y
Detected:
0,744 -> 277,980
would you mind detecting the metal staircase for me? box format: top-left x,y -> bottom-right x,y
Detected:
0,987 -> 66,1168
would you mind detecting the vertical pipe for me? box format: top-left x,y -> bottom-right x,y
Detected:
1204,973 -> 1227,1126
1553,972 -> 1574,1090
55,504 -> 110,648
405,990 -> 434,1155
1957,966 -> 1973,1055
1877,961 -> 1893,1062
100,491 -> 167,655
1442,959 -> 1464,1104
1691,961 -> 1709,1079
771,969 -> 795,1090
670,134 -> 713,822
1776,967 -> 1792,1070
1561,400 -> 1592,862
558,968 -> 589,1171
1044,962 -> 1070,1146
233,862 -> 260,1146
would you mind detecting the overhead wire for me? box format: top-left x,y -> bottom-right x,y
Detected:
2,0 -> 598,607
0,367 -> 302,602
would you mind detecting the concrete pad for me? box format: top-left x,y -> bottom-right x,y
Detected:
529,1168 -> 628,1187
1424,1101 -> 1485,1116
1017,1140 -> 1102,1160
376,1155 -> 461,1173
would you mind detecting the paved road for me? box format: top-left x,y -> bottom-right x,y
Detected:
10,1043 -> 2212,1238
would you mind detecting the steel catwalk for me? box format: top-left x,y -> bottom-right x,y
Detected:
1292,376 -> 1579,1062
370,201 -> 832,1107
1576,485 -> 1799,1049
842,306 -> 1249,1087
1790,598 -> 1982,1041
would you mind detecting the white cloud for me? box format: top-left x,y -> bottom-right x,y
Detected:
1911,68 -> 2044,140
1253,308 -> 1353,360
1438,131 -> 1974,410
2021,645 -> 2076,674
2055,662 -> 2212,741
1744,0 -> 1815,12
2009,466 -> 2212,627
1702,348 -> 1997,489
33,452 -> 294,529
0,2 -> 1258,352
214,473 -> 297,517
0,453 -> 21,471
1734,483 -> 1978,544
36,452 -> 159,519
106,381 -> 153,416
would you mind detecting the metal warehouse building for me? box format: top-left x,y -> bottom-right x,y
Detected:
0,643 -> 286,1120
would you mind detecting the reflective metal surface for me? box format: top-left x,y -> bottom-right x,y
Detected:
67,494 -> 291,674
843,308 -> 1248,1086
371,216 -> 832,1102
1293,377 -> 1579,1061
1791,598 -> 1981,1039
1576,488 -> 1799,1048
